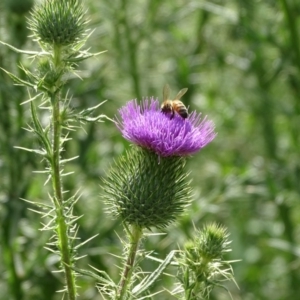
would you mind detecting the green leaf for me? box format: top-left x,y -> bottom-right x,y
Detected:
0,67 -> 36,89
0,40 -> 50,56
66,50 -> 107,63
132,250 -> 176,296
30,101 -> 52,156
14,146 -> 46,155
72,266 -> 115,287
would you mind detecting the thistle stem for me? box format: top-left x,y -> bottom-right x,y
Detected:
51,97 -> 63,204
117,225 -> 143,300
50,93 -> 77,300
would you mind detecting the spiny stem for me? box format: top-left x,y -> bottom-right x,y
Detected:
50,94 -> 76,300
51,96 -> 63,204
53,44 -> 62,70
117,225 -> 143,300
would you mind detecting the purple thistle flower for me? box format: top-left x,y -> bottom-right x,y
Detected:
116,97 -> 216,157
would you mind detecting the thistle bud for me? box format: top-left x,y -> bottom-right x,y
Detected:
195,223 -> 230,260
177,224 -> 236,299
29,0 -> 86,47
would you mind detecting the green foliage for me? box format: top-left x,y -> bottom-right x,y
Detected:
1,0 -> 300,299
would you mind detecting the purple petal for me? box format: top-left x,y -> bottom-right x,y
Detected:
116,98 -> 216,157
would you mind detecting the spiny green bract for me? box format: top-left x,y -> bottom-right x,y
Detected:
29,0 -> 87,47
102,147 -> 192,229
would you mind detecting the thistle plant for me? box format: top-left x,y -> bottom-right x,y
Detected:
101,98 -> 218,299
1,0 -> 105,299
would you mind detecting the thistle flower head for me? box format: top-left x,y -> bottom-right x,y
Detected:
29,0 -> 87,47
102,97 -> 216,229
116,98 -> 216,157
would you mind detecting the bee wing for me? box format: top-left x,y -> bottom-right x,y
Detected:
175,88 -> 188,100
163,84 -> 171,101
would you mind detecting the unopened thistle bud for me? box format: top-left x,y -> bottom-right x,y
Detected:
196,223 -> 230,260
29,0 -> 87,47
178,223 -> 236,299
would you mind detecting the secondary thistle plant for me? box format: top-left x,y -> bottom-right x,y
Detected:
174,223 -> 238,299
1,0 -> 105,299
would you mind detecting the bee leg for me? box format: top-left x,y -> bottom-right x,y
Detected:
170,112 -> 174,119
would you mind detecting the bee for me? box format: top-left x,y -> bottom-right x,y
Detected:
161,84 -> 188,119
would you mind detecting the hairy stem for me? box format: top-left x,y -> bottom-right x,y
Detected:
49,43 -> 77,300
50,94 -> 77,300
185,286 -> 192,300
117,225 -> 143,300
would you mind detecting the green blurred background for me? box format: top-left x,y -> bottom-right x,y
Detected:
1,0 -> 300,299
